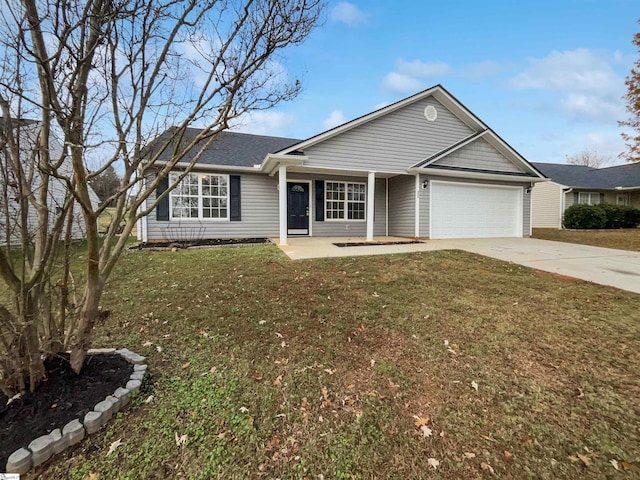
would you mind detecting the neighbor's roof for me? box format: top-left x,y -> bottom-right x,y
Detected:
532,162 -> 640,189
148,128 -> 300,167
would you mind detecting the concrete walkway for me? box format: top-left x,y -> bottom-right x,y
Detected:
275,237 -> 640,294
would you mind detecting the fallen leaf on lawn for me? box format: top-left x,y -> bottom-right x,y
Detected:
210,366 -> 217,373
370,359 -> 375,367
182,362 -> 190,369
324,368 -> 335,375
444,339 -> 449,346
520,436 -> 533,446
274,375 -> 283,386
346,384 -> 355,389
621,462 -> 632,471
107,438 -> 122,455
275,332 -> 283,338
413,415 -> 429,427
321,386 -> 330,406
471,381 -> 479,391
175,432 -> 187,446
576,387 -> 585,398
420,425 -> 432,437
239,406 -> 249,413
156,345 -> 162,353
258,320 -> 266,325
480,462 -> 494,474
51,402 -> 58,409
463,452 -> 476,459
144,395 -> 154,404
610,459 -> 620,471
372,292 -> 380,297
503,450 -> 512,458
427,458 -> 440,469
142,341 -> 153,347
577,452 -> 590,467
83,473 -> 100,480
280,341 -> 286,348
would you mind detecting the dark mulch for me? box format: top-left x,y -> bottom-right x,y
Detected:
130,237 -> 271,250
333,240 -> 424,247
0,353 -> 133,470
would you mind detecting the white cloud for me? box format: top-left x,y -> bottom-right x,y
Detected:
382,72 -> 423,94
230,111 -> 294,136
511,49 -> 621,96
464,60 -> 504,80
322,110 -> 346,129
330,2 -> 368,27
510,48 -> 626,122
396,59 -> 453,78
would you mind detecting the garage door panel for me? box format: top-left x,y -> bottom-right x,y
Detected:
431,182 -> 522,239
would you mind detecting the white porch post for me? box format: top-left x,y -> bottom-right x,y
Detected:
366,171 -> 375,241
414,174 -> 420,238
278,165 -> 288,245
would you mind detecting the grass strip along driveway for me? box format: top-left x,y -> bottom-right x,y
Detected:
533,228 -> 640,252
38,246 -> 639,480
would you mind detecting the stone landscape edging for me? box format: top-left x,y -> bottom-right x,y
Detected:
5,347 -> 147,475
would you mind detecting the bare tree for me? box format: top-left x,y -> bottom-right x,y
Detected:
620,20 -> 640,162
565,151 -> 613,168
0,0 -> 322,395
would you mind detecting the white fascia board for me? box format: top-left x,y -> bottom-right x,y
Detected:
409,167 -> 547,183
284,164 -> 400,178
262,154 -> 307,175
274,85 -> 487,155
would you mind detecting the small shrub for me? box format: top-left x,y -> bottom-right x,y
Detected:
563,203 -> 640,229
563,204 -> 607,229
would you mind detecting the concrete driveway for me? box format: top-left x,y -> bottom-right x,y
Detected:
277,237 -> 640,294
435,238 -> 640,294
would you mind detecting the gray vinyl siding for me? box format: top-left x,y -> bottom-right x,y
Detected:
420,175 -> 531,238
145,171 -> 388,240
418,175 -> 430,238
146,171 -> 280,240
388,175 -> 415,237
302,98 -> 474,173
430,138 -> 522,173
286,172 -> 386,237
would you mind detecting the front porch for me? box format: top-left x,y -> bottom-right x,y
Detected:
274,236 -> 443,260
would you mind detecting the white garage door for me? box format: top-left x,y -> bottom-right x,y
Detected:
430,182 -> 522,239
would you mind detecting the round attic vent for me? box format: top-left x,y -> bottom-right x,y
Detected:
424,105 -> 437,122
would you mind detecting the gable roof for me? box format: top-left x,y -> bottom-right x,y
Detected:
532,162 -> 640,189
149,129 -> 300,167
275,84 -> 487,155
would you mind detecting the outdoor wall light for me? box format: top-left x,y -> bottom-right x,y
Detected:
525,186 -> 532,194
422,179 -> 429,189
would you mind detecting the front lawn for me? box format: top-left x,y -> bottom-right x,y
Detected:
533,228 -> 640,251
35,246 -> 639,479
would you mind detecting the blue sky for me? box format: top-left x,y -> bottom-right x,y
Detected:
233,0 -> 638,165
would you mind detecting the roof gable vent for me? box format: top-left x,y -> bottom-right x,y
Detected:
424,105 -> 438,122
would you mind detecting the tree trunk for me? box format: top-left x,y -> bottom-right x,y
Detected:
70,278 -> 103,373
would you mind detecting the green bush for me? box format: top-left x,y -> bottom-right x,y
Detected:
563,203 -> 640,229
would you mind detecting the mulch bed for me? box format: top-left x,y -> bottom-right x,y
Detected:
130,238 -> 271,250
333,240 -> 424,247
0,353 -> 133,470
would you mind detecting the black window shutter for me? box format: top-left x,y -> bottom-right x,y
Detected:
156,175 -> 169,221
230,175 -> 241,221
315,180 -> 324,221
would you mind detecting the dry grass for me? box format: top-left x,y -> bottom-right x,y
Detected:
533,228 -> 640,251
98,207 -> 137,237
30,246 -> 640,480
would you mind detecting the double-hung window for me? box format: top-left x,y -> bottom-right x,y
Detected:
169,172 -> 229,220
577,192 -> 601,206
325,181 -> 366,220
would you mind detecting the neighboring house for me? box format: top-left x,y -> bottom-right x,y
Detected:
531,162 -> 640,229
0,118 -> 100,244
138,85 -> 547,244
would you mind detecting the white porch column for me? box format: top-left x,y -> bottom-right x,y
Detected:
278,165 -> 287,245
414,174 -> 420,238
366,171 -> 375,241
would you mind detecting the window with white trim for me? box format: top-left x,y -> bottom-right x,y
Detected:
325,181 -> 366,220
577,192 -> 601,206
169,172 -> 228,220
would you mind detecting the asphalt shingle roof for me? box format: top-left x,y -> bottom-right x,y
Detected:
148,128 -> 301,168
532,162 -> 640,189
